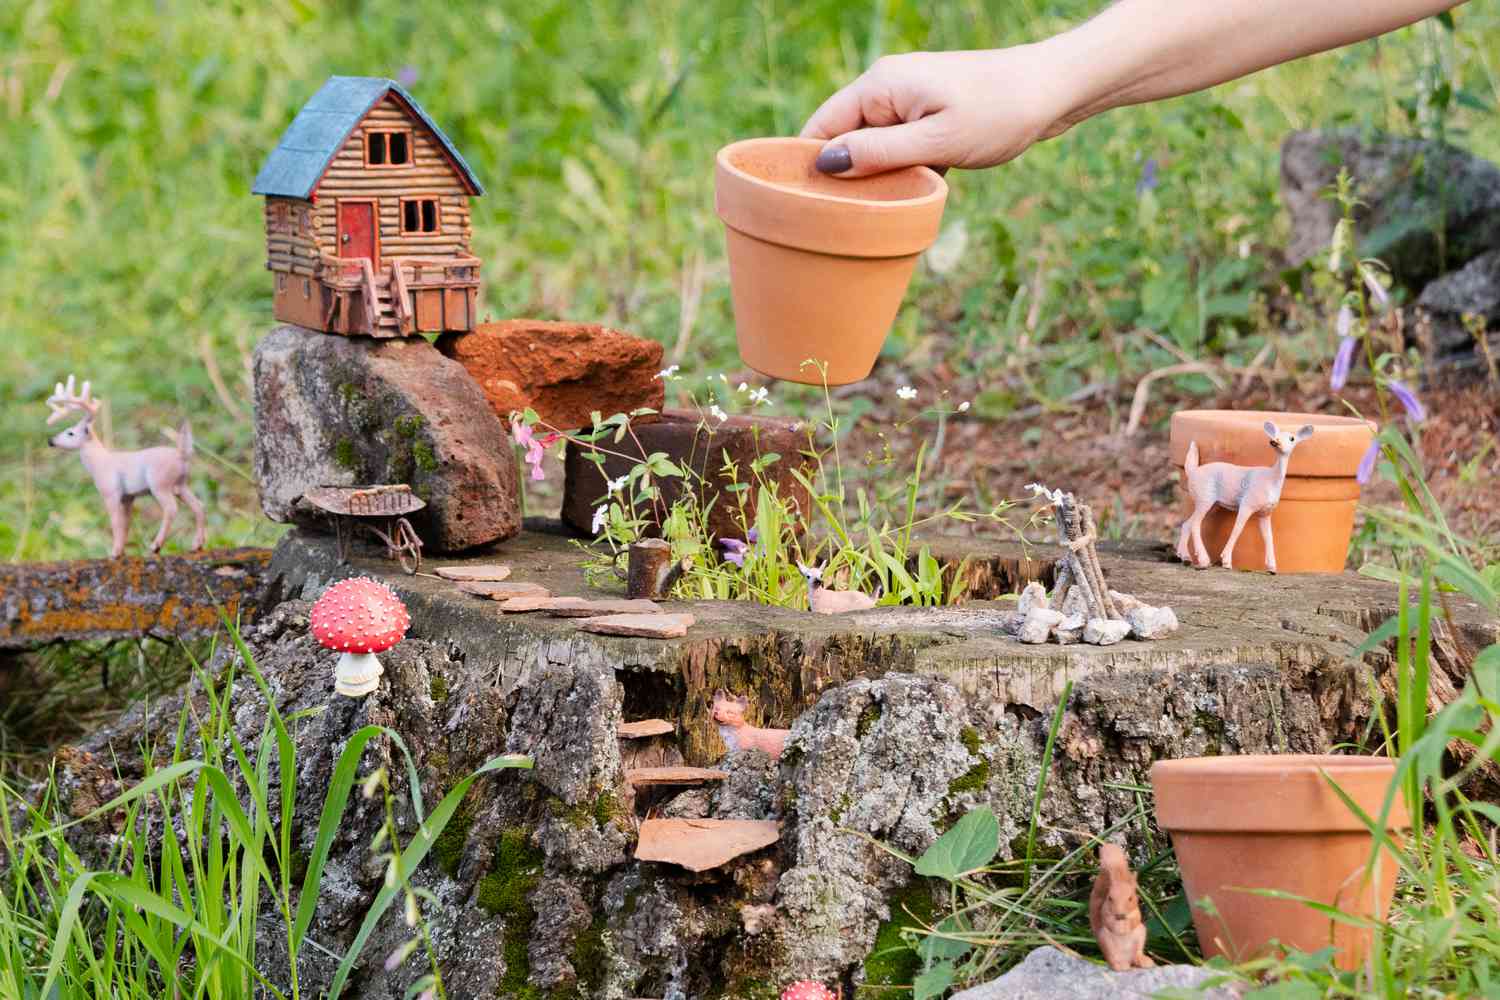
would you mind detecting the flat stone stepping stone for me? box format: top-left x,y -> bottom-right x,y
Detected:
434,564 -> 511,582
497,594 -> 553,612
634,818 -> 781,872
542,597 -> 664,618
457,581 -> 550,601
618,719 -> 676,739
625,766 -> 727,786
579,612 -> 694,638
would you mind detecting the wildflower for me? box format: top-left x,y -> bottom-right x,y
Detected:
896,386 -> 917,400
361,768 -> 385,799
385,938 -> 419,972
957,400 -> 971,412
606,475 -> 629,495
1025,482 -> 1063,504
654,365 -> 680,380
1361,266 -> 1390,309
1336,303 -> 1353,338
748,387 -> 770,405
1330,336 -> 1358,391
1136,157 -> 1159,196
511,418 -> 548,481
709,404 -> 729,423
1328,217 -> 1350,273
719,537 -> 748,567
591,504 -> 609,534
1387,380 -> 1426,422
1356,439 -> 1381,484
404,890 -> 420,928
737,382 -> 749,393
397,65 -> 420,87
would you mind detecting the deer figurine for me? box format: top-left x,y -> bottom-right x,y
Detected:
711,690 -> 790,759
1176,421 -> 1313,574
47,375 -> 207,559
797,562 -> 879,615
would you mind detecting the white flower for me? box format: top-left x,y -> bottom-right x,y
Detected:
709,404 -> 729,423
654,365 -> 680,380
1025,482 -> 1064,504
737,382 -> 749,393
748,387 -> 769,405
606,475 -> 629,495
957,400 -> 971,412
896,386 -> 917,400
591,504 -> 609,534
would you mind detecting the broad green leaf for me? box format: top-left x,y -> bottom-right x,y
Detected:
914,807 -> 999,879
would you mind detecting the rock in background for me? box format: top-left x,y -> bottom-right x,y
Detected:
253,324 -> 521,552
438,319 -> 665,431
1415,248 -> 1500,367
1281,128 -> 1500,287
562,409 -> 812,542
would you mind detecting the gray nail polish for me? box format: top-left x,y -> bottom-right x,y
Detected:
815,144 -> 853,174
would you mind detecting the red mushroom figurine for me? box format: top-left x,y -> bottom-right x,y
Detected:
781,982 -> 836,1000
310,577 -> 410,697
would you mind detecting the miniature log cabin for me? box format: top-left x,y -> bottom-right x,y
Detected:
252,76 -> 484,337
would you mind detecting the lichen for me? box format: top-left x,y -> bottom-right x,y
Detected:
477,828 -> 545,999
332,437 -> 358,471
948,727 -> 991,796
862,882 -> 934,993
394,414 -> 424,437
429,672 -> 450,702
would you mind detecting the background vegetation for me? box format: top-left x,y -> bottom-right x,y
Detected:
1,0 -> 1497,562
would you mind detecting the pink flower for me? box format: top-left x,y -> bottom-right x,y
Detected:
511,419 -> 548,481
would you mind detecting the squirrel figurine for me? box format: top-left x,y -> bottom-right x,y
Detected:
1089,843 -> 1155,972
711,689 -> 790,759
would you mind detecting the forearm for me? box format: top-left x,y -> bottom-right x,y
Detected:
1047,0 -> 1463,125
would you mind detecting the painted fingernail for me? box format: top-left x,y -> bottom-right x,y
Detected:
815,144 -> 853,174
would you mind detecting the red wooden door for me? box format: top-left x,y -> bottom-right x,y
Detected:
337,201 -> 377,263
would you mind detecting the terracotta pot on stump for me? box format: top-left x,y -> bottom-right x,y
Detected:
1169,410 -> 1377,574
714,137 -> 948,386
1152,754 -> 1407,970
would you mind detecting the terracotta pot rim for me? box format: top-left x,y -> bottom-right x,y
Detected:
716,137 -> 948,211
1153,754 -> 1409,832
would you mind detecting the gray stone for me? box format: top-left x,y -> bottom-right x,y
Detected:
1415,248 -> 1500,360
1019,607 -> 1065,644
1060,586 -> 1090,620
1016,581 -> 1049,616
1281,128 -> 1500,287
1084,618 -> 1131,646
1128,605 -> 1179,640
952,946 -> 1243,999
1053,613 -> 1085,644
253,323 -> 521,552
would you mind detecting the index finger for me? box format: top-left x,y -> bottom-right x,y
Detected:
799,80 -> 867,140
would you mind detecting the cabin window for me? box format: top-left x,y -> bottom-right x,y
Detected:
401,197 -> 441,234
276,273 -> 287,292
365,129 -> 412,167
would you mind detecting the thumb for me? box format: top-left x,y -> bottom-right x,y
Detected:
816,117 -> 950,178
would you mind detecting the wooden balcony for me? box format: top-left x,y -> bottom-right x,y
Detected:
272,254 -> 482,338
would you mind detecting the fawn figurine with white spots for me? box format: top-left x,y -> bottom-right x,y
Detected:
1177,421 -> 1313,574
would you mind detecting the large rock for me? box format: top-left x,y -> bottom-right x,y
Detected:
562,409 -> 813,542
253,324 -> 520,553
1281,129 -> 1500,287
437,319 -> 665,431
951,946 -> 1242,999
1415,248 -> 1500,362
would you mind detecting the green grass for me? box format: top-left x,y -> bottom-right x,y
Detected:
2,1 -> 1498,561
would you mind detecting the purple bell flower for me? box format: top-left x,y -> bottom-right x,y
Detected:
719,537 -> 748,567
1387,380 -> 1426,422
1330,336 -> 1358,391
1356,440 -> 1381,485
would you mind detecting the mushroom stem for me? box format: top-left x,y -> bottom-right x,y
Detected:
334,651 -> 383,697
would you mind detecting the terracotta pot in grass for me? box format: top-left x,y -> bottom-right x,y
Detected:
1152,754 -> 1408,971
714,137 -> 947,386
1169,409 -> 1377,574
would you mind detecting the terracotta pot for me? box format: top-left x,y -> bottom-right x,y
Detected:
714,137 -> 948,386
1152,755 -> 1407,970
1169,410 -> 1377,574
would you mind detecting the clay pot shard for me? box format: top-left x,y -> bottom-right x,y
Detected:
1151,754 -> 1408,971
715,137 -> 948,386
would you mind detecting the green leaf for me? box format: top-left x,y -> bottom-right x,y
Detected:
914,807 -> 999,879
912,961 -> 957,1000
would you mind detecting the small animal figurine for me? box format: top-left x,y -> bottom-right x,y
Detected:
46,375 -> 207,559
1090,843 -> 1155,972
797,562 -> 878,615
712,689 -> 790,759
1176,421 -> 1314,574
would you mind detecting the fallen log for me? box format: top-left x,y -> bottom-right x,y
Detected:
0,548 -> 271,650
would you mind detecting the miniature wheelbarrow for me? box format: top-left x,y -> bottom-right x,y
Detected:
298,484 -> 426,574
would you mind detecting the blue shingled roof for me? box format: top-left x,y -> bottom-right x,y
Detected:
252,76 -> 484,198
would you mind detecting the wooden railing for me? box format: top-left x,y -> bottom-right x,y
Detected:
357,258 -> 379,337
388,259 -> 413,335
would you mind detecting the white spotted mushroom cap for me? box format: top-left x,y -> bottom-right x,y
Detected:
780,982 -> 835,1000
309,577 -> 410,655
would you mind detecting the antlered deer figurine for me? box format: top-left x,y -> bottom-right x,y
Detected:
1176,421 -> 1313,574
47,375 -> 207,558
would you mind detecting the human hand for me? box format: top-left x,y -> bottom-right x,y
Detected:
800,46 -> 1079,177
